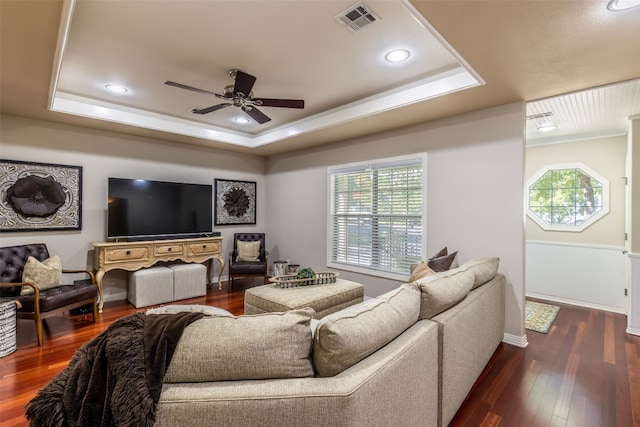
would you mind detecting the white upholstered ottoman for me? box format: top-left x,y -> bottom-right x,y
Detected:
170,263 -> 207,300
128,266 -> 174,308
244,279 -> 364,319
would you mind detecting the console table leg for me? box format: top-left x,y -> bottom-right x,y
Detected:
215,256 -> 225,291
95,270 -> 105,313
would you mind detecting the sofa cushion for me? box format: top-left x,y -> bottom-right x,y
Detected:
164,308 -> 315,383
458,257 -> 500,289
236,240 -> 261,262
313,282 -> 420,377
416,268 -> 474,319
17,284 -> 97,311
20,255 -> 62,295
146,304 -> 233,317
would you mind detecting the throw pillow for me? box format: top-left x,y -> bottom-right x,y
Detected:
236,240 -> 261,262
164,308 -> 315,382
428,251 -> 458,272
20,255 -> 62,295
313,282 -> 420,377
429,247 -> 448,260
415,268 -> 474,319
409,261 -> 436,282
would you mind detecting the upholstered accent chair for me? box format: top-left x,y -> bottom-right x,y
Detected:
0,244 -> 98,346
228,233 -> 268,291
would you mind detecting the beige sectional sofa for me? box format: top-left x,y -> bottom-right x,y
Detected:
154,257 -> 504,427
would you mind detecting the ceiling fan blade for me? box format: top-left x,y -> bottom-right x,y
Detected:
242,106 -> 271,124
254,98 -> 305,109
233,70 -> 257,97
165,81 -> 220,97
192,103 -> 232,114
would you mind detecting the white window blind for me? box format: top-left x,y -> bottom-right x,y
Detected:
328,157 -> 423,276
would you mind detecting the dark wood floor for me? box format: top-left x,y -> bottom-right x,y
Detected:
1,282 -> 638,427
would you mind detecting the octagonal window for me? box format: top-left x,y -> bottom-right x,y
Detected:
526,163 -> 609,232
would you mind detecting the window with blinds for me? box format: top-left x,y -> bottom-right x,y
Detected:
328,156 -> 423,278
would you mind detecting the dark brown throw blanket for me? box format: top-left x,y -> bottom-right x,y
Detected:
25,311 -> 204,427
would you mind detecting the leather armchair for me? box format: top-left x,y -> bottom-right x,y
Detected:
228,233 -> 268,292
0,244 -> 98,346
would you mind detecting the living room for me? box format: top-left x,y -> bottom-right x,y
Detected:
1,0 -> 640,425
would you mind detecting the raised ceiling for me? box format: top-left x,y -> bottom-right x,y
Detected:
527,79 -> 640,146
1,0 -> 639,156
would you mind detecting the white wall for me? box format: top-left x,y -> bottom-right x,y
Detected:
0,114 -> 266,301
1,105 -> 527,342
266,103 -> 526,341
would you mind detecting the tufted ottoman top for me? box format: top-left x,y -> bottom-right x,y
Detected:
244,279 -> 364,319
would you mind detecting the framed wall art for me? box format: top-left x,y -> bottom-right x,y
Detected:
0,159 -> 83,232
215,179 -> 256,225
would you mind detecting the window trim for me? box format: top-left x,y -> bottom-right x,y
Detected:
526,162 -> 610,232
326,154 -> 427,281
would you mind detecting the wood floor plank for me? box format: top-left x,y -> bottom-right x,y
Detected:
625,340 -> 640,427
604,312 -> 616,365
552,352 -> 580,420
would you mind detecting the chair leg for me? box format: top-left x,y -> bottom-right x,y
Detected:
35,315 -> 43,346
92,299 -> 98,322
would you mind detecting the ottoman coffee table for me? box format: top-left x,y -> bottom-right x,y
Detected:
244,279 -> 364,319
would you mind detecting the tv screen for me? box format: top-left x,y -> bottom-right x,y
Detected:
107,178 -> 213,240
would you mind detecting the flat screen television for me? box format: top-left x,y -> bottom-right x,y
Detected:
107,177 -> 213,241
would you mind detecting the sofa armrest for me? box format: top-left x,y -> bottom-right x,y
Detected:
431,274 -> 505,427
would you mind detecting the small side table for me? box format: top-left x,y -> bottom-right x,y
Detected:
0,298 -> 21,357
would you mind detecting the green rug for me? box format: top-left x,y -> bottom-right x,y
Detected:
525,301 -> 560,333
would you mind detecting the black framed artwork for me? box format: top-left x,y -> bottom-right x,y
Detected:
0,159 -> 83,232
214,179 -> 256,225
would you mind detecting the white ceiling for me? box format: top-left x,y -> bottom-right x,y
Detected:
527,78 -> 640,146
51,0 -> 480,149
2,0 -> 640,156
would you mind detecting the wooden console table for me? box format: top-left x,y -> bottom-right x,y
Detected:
91,237 -> 224,312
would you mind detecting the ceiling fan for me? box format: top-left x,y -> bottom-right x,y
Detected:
165,69 -> 305,124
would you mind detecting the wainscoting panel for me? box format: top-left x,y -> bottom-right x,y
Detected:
526,241 -> 626,313
628,254 -> 640,335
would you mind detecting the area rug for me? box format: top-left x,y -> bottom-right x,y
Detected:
525,301 -> 560,333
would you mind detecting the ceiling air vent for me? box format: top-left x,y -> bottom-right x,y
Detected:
335,2 -> 379,33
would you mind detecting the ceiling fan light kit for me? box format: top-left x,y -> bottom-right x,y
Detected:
165,69 -> 305,125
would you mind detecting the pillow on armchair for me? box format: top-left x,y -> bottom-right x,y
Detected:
236,240 -> 261,262
20,255 -> 62,295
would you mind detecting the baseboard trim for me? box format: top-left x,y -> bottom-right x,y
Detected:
626,327 -> 640,336
503,333 -> 528,348
526,292 -> 625,314
103,291 -> 127,303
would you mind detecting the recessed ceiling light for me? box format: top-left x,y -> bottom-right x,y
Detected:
105,84 -> 128,94
234,117 -> 250,124
385,49 -> 410,63
537,124 -> 557,132
607,0 -> 640,10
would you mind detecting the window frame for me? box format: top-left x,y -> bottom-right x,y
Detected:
526,162 -> 610,232
326,154 -> 426,281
